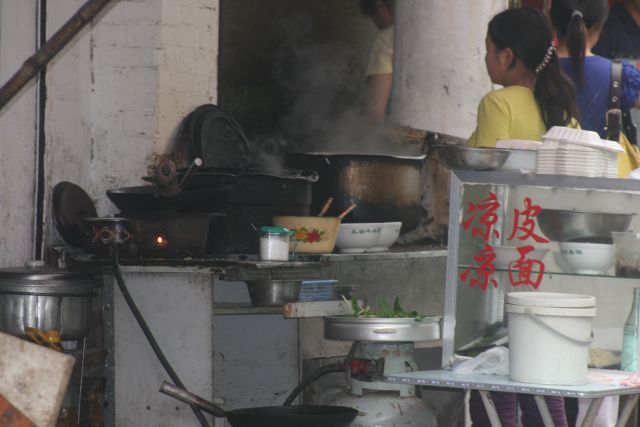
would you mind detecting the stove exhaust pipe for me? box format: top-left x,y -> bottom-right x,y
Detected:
0,0 -> 114,111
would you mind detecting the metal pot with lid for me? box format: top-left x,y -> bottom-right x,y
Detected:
0,261 -> 100,340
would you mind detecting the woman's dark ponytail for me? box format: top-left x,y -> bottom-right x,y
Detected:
567,12 -> 587,82
488,8 -> 576,129
550,0 -> 609,84
535,56 -> 577,128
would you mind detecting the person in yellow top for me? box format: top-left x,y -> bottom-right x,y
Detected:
468,8 -> 577,149
468,10 -> 578,426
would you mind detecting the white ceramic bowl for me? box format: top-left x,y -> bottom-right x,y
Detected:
335,223 -> 384,253
500,149 -> 537,172
552,251 -> 572,273
492,245 -> 549,269
367,222 -> 402,252
495,140 -> 540,172
558,241 -> 615,274
496,139 -> 543,150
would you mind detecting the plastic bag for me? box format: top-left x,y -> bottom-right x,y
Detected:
617,131 -> 640,178
627,166 -> 640,180
452,346 -> 509,376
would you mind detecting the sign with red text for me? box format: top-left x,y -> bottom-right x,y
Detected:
459,192 -> 549,290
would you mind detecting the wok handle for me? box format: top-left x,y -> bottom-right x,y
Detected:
160,381 -> 226,417
179,157 -> 203,190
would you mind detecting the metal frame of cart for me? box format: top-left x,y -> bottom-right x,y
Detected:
385,369 -> 640,427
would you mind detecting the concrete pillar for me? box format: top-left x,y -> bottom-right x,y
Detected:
391,0 -> 506,138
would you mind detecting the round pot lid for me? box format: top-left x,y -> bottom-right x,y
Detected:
0,262 -> 98,295
0,267 -> 95,281
52,181 -> 97,249
189,104 -> 255,170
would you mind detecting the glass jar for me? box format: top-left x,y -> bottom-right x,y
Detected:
612,231 -> 640,277
259,226 -> 291,261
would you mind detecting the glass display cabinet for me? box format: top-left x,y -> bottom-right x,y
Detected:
382,170 -> 640,427
441,170 -> 640,366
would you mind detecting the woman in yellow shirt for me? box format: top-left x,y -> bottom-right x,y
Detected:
468,8 -> 578,148
468,9 -> 578,427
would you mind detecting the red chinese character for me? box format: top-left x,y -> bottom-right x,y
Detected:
462,192 -> 501,242
507,197 -> 549,243
507,246 -> 545,289
460,244 -> 499,290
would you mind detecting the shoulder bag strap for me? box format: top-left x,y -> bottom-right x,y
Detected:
607,60 -> 623,141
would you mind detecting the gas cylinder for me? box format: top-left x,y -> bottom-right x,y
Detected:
330,391 -> 437,427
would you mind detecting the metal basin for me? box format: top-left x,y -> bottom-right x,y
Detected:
323,316 -> 441,342
245,279 -> 301,307
434,145 -> 511,171
537,209 -> 634,242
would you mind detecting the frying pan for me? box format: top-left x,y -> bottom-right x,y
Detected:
159,381 -> 358,427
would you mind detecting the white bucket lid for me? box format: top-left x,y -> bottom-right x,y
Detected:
505,304 -> 596,317
506,292 -> 595,309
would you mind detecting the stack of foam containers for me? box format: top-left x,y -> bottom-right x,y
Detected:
535,126 -> 623,178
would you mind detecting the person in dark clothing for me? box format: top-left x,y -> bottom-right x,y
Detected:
552,0 -> 640,139
593,0 -> 640,58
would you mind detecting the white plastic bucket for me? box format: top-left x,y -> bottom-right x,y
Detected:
505,292 -> 596,385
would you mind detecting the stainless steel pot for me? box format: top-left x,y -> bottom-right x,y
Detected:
286,153 -> 424,233
0,263 -> 99,340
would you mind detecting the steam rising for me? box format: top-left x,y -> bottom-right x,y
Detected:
252,13 -> 424,159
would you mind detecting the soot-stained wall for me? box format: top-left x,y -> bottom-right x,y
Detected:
218,0 -> 374,142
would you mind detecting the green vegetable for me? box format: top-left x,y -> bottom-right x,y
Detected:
343,296 -> 424,321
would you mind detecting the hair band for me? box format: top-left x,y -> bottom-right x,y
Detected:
535,45 -> 556,74
571,10 -> 583,19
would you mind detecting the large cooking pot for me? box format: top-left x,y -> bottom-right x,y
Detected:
287,153 -> 424,233
0,263 -> 99,340
191,170 -> 314,254
160,381 -> 358,427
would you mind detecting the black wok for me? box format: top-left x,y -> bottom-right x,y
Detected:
106,184 -> 235,212
160,381 -> 358,427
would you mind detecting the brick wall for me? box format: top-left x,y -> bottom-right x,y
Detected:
43,0 -> 219,246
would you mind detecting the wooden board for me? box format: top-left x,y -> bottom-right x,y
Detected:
0,332 -> 75,427
0,393 -> 36,427
282,300 -> 361,318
